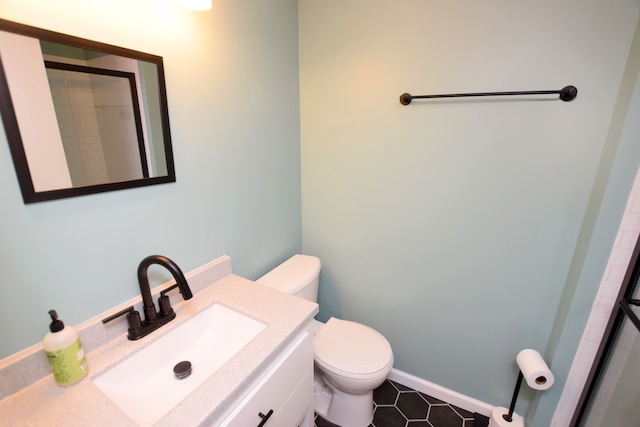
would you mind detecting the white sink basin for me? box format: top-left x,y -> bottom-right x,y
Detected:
93,304 -> 266,426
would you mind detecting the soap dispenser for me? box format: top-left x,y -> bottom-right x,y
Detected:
43,310 -> 88,386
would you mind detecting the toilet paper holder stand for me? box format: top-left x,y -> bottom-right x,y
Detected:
503,371 -> 525,422
502,369 -> 548,423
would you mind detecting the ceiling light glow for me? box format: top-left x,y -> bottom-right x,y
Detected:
175,0 -> 212,11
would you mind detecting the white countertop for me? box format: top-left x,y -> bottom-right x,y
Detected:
0,256 -> 318,427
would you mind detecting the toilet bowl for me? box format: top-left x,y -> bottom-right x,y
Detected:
256,255 -> 393,427
313,317 -> 393,426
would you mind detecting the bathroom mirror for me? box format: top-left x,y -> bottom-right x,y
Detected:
0,19 -> 175,203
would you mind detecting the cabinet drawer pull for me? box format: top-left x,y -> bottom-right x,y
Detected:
257,409 -> 274,426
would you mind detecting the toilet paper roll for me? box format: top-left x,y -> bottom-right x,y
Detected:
488,407 -> 524,427
516,349 -> 554,391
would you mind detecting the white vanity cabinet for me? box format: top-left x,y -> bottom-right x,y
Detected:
217,331 -> 314,427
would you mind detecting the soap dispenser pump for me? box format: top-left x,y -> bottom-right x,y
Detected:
43,310 -> 88,386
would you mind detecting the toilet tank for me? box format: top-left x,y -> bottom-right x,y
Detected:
255,254 -> 321,302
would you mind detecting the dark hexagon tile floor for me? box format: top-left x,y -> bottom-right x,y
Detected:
314,380 -> 490,427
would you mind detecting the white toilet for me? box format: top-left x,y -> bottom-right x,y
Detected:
256,254 -> 393,427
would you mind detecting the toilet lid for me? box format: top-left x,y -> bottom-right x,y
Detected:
314,317 -> 393,377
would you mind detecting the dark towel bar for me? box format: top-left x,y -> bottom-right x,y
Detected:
399,85 -> 577,105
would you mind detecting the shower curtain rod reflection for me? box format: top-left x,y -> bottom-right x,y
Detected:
399,85 -> 577,105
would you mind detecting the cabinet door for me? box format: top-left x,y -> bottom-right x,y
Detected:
218,332 -> 313,427
266,370 -> 312,426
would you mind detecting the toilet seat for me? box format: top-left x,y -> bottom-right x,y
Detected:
314,317 -> 393,380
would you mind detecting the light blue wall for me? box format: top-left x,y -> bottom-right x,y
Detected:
299,1 -> 640,425
534,18 -> 640,425
0,0 -> 302,358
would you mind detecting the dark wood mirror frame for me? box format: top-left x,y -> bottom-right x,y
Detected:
0,18 -> 176,203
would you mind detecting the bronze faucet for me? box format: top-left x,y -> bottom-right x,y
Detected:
103,255 -> 193,340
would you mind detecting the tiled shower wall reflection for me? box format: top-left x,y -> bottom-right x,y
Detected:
45,51 -> 149,187
47,67 -> 109,186
551,168 -> 640,426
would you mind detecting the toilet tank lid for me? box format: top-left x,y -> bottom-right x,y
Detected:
255,254 -> 321,294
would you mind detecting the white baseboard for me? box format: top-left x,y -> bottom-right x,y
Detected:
388,368 -> 494,417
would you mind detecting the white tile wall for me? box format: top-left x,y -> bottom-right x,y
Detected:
551,168 -> 640,426
45,53 -> 145,186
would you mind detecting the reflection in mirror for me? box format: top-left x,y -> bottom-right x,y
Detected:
0,19 -> 175,203
45,60 -> 150,186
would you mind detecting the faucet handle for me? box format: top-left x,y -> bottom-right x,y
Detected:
102,306 -> 135,323
102,306 -> 143,337
158,284 -> 179,317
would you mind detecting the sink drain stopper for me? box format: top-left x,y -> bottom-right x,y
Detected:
173,361 -> 192,379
